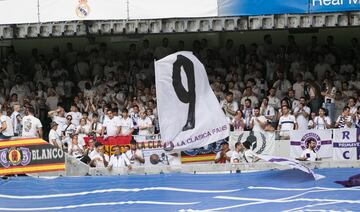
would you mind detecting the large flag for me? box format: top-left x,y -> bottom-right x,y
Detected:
290,129 -> 333,159
333,128 -> 360,161
155,51 -> 229,151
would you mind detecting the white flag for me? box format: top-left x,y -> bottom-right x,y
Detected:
333,128 -> 360,161
155,51 -> 229,151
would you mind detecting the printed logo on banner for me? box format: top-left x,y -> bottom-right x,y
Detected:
299,132 -> 323,151
0,147 -> 31,168
237,131 -> 267,154
76,0 -> 91,18
290,130 -> 333,159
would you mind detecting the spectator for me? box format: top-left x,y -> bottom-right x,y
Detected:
232,110 -> 246,133
10,104 -> 22,136
293,97 -> 311,130
68,134 -> 84,158
311,108 -> 332,129
260,97 -> 275,122
22,107 -> 42,138
48,121 -> 62,149
335,106 -> 353,128
321,79 -> 336,124
230,141 -> 244,163
214,141 -> 232,164
0,111 -> 14,139
119,109 -> 134,136
107,145 -> 132,171
242,99 -> 253,130
76,118 -> 89,148
296,139 -> 319,162
101,109 -> 120,137
250,107 -> 267,133
89,142 -> 109,168
138,110 -> 153,135
61,115 -> 76,146
125,139 -> 145,166
278,105 -> 297,139
220,91 -> 238,121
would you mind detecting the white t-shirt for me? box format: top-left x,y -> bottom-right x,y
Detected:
49,129 -> 62,147
230,151 -> 243,163
125,149 -> 144,166
215,150 -> 233,164
300,149 -> 318,162
89,150 -> 109,168
138,117 -> 153,135
220,100 -> 239,120
103,116 -> 120,136
250,116 -> 267,133
67,112 -> 82,126
293,106 -> 310,130
119,117 -> 133,135
313,116 -> 331,129
108,154 -> 131,168
279,114 -> 297,136
22,115 -> 42,137
53,116 -> 67,136
0,115 -> 14,137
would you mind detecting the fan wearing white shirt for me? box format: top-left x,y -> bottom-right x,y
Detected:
125,139 -> 145,166
278,105 -> 298,139
250,107 -> 267,133
107,145 -> 132,171
101,109 -> 120,137
230,142 -> 244,163
0,112 -> 14,139
22,107 -> 43,138
48,122 -> 63,149
119,109 -> 134,136
10,104 -> 22,136
67,104 -> 82,126
89,142 -> 109,168
138,111 -> 153,135
312,108 -> 331,129
61,115 -> 77,145
296,139 -> 320,162
293,97 -> 311,130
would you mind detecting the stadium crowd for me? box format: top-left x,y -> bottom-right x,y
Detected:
0,34 -> 360,166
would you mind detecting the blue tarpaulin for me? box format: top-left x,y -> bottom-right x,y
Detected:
0,168 -> 360,211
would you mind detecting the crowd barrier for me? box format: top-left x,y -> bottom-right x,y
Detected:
1,0 -> 359,24
83,128 -> 360,165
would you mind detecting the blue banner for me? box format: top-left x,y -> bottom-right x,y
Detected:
310,0 -> 360,13
218,0 -> 309,16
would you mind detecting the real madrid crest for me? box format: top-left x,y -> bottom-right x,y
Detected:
76,0 -> 91,18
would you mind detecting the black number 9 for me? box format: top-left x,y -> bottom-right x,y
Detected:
172,55 -> 196,131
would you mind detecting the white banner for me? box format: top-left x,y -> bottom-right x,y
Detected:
229,131 -> 276,155
290,130 -> 333,159
333,128 -> 360,161
258,155 -> 324,180
39,0 -> 127,23
129,0 -> 218,19
0,0 -> 39,24
155,51 -> 229,152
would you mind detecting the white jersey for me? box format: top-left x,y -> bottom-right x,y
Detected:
108,154 -> 131,168
119,117 -> 134,135
0,115 -> 14,137
137,117 -> 153,135
300,149 -> 318,162
125,149 -> 144,166
21,115 -> 42,138
103,116 -> 120,136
